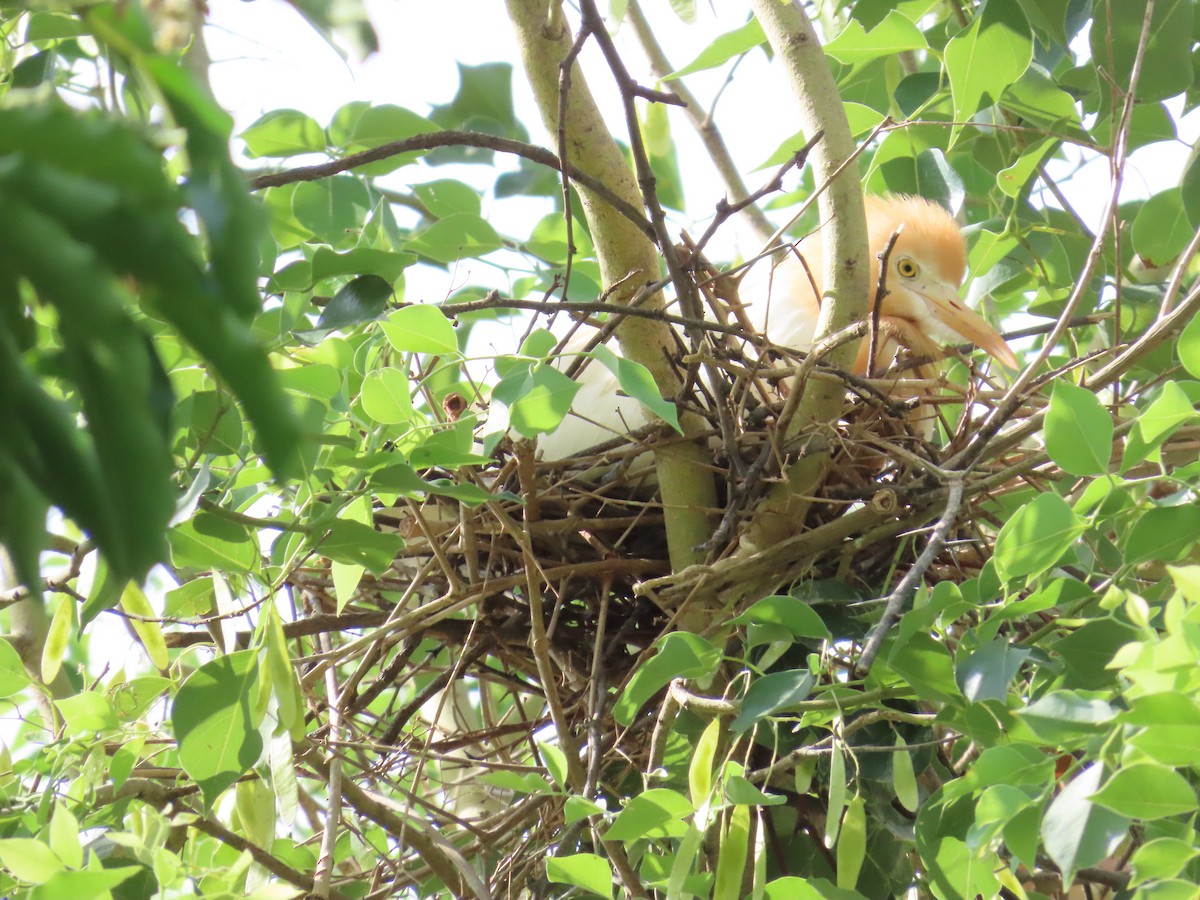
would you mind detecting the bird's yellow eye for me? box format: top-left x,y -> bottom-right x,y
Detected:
896,257 -> 919,278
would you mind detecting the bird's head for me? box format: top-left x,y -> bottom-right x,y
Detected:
863,195 -> 1018,371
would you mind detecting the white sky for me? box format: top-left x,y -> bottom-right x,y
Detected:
204,1 -> 1198,222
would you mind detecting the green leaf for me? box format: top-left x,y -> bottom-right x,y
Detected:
47,806 -> 81,868
1126,691 -> 1200,726
240,109 -> 326,158
316,274 -> 394,331
733,594 -> 831,641
1001,65 -> 1081,128
997,137 -> 1056,198
1017,690 -> 1117,743
1131,838 -> 1200,886
724,776 -> 787,806
545,853 -> 612,899
359,368 -> 416,426
1091,763 -> 1198,820
827,744 -> 847,845
1129,724 -> 1200,766
825,12 -> 929,68
1132,189 -> 1196,268
1090,0 -> 1194,103
30,867 -> 142,900
713,804 -> 751,900
1168,565 -> 1200,603
172,650 -> 264,808
603,788 -> 694,840
1181,312 -> 1200,379
958,744 -> 1054,798
317,520 -> 402,576
1123,381 -> 1197,469
429,62 -> 524,143
945,2 -> 1032,144
666,17 -> 764,79
40,596 -> 72,686
731,670 -> 815,733
1042,764 -> 1130,887
310,247 -> 414,286
120,582 -> 169,671
292,176 -> 370,243
915,148 -> 965,214
0,838 -> 64,883
537,740 -> 569,790
109,676 -> 172,722
405,213 -> 503,264
888,631 -> 962,705
344,104 -> 439,151
53,691 -> 119,734
763,877 -> 836,900
689,718 -> 720,807
413,179 -> 482,218
836,794 -> 867,890
510,364 -> 580,437
381,305 -> 459,355
479,770 -> 553,795
1125,505 -> 1200,565
1137,382 -> 1197,444
564,796 -> 606,824
955,640 -> 1029,703
1052,618 -> 1136,690
1045,381 -> 1113,476
993,491 -> 1084,582
892,736 -> 920,812
613,632 -> 721,726
0,639 -> 31,698
589,345 -> 680,433
168,514 -> 259,574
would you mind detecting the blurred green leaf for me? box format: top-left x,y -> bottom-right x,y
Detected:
1090,0 -> 1193,103
381,305 -> 459,355
172,651 -> 264,808
1091,763 -> 1198,820
317,274 -> 394,331
545,853 -> 612,899
1042,764 -> 1130,886
240,109 -> 326,158
731,670 -> 814,733
825,12 -> 928,69
945,2 -> 1032,144
994,492 -> 1084,581
667,17 -> 764,79
1045,381 -> 1113,476
614,633 -> 721,726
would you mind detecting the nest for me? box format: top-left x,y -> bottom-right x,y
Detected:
270,301 -> 1033,892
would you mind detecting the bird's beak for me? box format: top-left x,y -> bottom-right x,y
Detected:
917,285 -> 1019,369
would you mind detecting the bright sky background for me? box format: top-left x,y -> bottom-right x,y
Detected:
203,0 -> 1199,233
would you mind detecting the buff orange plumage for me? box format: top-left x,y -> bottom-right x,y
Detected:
748,194 -> 1017,375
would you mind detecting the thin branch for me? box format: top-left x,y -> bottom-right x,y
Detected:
248,129 -> 654,237
625,0 -> 774,242
867,226 -> 904,378
855,478 -> 964,676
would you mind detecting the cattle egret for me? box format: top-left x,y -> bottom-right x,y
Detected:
536,194 -> 1016,460
750,193 -> 1017,376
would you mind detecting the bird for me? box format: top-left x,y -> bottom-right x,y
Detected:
747,193 -> 1017,377
536,193 -> 1017,461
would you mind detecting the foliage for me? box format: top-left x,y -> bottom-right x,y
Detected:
1,1 -> 1199,899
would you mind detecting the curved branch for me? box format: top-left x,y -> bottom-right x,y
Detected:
247,130 -> 653,237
